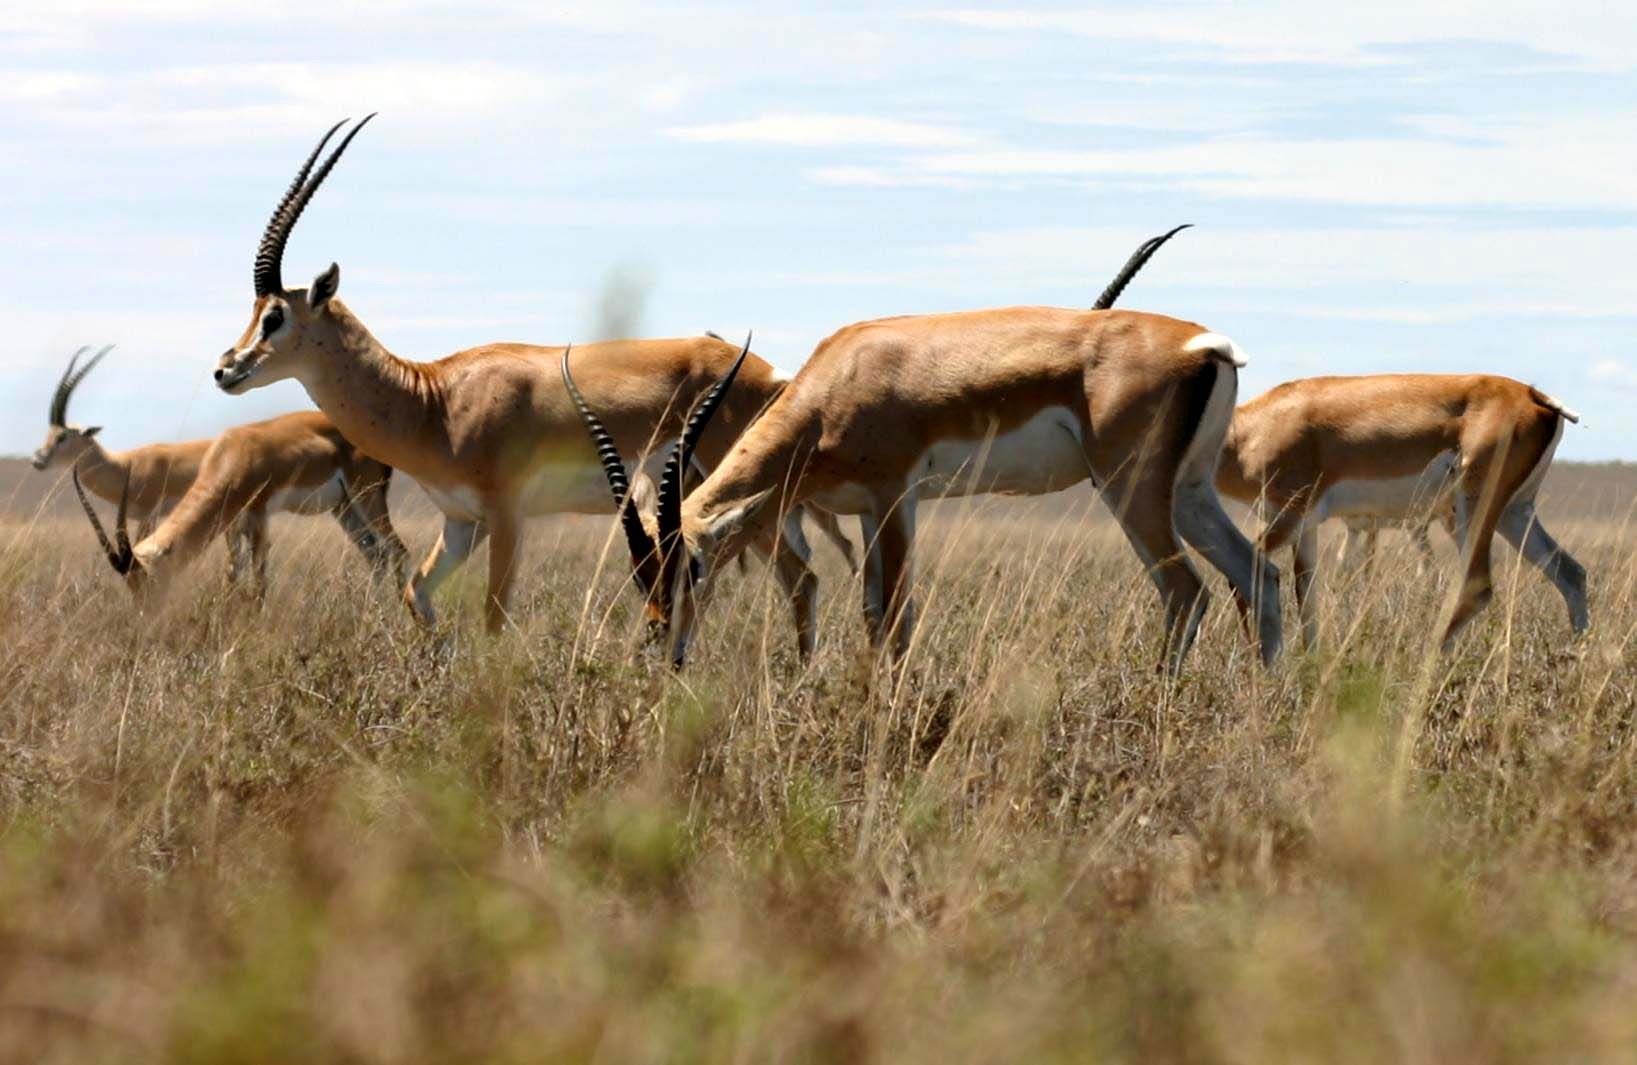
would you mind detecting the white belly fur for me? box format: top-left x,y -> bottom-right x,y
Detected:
912,406 -> 1090,498
1314,451 -> 1457,522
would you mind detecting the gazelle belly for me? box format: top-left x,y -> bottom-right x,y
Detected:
1313,451 -> 1457,522
912,406 -> 1089,498
268,475 -> 348,516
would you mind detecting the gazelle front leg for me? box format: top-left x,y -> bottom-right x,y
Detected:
756,512 -> 818,662
482,509 -> 521,634
247,508 -> 270,602
406,516 -> 487,627
863,494 -> 918,662
1292,521 -> 1320,648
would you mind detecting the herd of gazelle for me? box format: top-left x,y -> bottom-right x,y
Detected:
49,116 -> 1589,670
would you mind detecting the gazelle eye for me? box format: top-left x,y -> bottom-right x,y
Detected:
262,309 -> 285,336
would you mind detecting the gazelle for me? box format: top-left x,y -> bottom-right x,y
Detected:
210,117 -> 836,654
1216,376 -> 1588,649
32,346 -> 212,539
571,266 -> 1285,673
74,410 -> 406,600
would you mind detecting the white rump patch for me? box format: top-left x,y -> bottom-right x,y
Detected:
1183,332 -> 1247,368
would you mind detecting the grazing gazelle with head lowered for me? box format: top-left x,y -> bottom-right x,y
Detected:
1216,375 -> 1587,650
573,238 -> 1284,673
211,117 -> 831,653
33,346 -> 213,538
74,409 -> 405,601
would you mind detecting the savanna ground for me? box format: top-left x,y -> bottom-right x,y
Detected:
1,457 -> 1634,1063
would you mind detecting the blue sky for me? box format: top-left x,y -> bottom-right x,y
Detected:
4,1 -> 1635,459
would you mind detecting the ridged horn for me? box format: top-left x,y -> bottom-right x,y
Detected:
49,345 -> 92,427
656,332 -> 752,587
1091,224 -> 1192,310
560,345 -> 662,591
253,115 -> 375,297
73,468 -> 136,575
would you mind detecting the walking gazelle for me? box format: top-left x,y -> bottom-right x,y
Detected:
33,346 -> 212,540
568,301 -> 1284,672
73,410 -> 406,602
211,116 -> 847,654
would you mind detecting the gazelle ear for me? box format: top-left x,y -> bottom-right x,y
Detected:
310,262 -> 341,309
697,487 -> 775,554
83,426 -> 102,439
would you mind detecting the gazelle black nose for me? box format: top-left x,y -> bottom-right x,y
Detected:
213,368 -> 226,381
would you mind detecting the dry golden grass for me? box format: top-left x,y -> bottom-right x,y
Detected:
0,464 -> 1634,1063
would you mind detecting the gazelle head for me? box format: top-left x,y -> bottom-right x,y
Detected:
71,468 -> 149,600
33,345 -> 112,470
214,116 -> 373,395
561,336 -> 760,668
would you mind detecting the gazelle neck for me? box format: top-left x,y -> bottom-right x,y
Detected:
683,398 -> 814,552
71,440 -> 128,503
295,300 -> 439,472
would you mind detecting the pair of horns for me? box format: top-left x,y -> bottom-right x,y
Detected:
1092,223 -> 1192,310
73,469 -> 137,576
561,334 -> 752,605
50,345 -> 113,427
254,115 -> 376,297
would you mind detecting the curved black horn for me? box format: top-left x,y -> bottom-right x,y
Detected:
560,344 -> 662,589
49,345 -> 92,426
72,468 -> 136,575
1091,223 -> 1192,310
254,119 -> 346,297
655,331 -> 752,578
253,115 -> 375,298
56,343 -> 114,426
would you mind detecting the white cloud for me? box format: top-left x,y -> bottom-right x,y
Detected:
889,112 -> 1637,210
929,4 -> 1637,71
669,113 -> 983,149
1589,359 -> 1637,393
805,166 -> 978,189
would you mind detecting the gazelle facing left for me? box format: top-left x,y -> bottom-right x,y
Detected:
74,410 -> 405,602
33,346 -> 213,539
211,117 -> 840,656
572,297 -> 1285,673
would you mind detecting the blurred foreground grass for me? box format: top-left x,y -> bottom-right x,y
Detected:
1,479 -> 1634,1063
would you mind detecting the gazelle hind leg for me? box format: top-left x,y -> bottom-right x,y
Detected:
1441,426 -> 1551,651
1497,500 -> 1589,633
406,517 -> 487,627
1174,477 -> 1284,665
1109,481 -> 1210,675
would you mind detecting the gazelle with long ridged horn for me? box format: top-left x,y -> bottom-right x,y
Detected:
73,409 -> 406,600
32,346 -> 213,538
1216,375 -> 1588,649
211,117 -> 830,653
576,291 -> 1284,673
